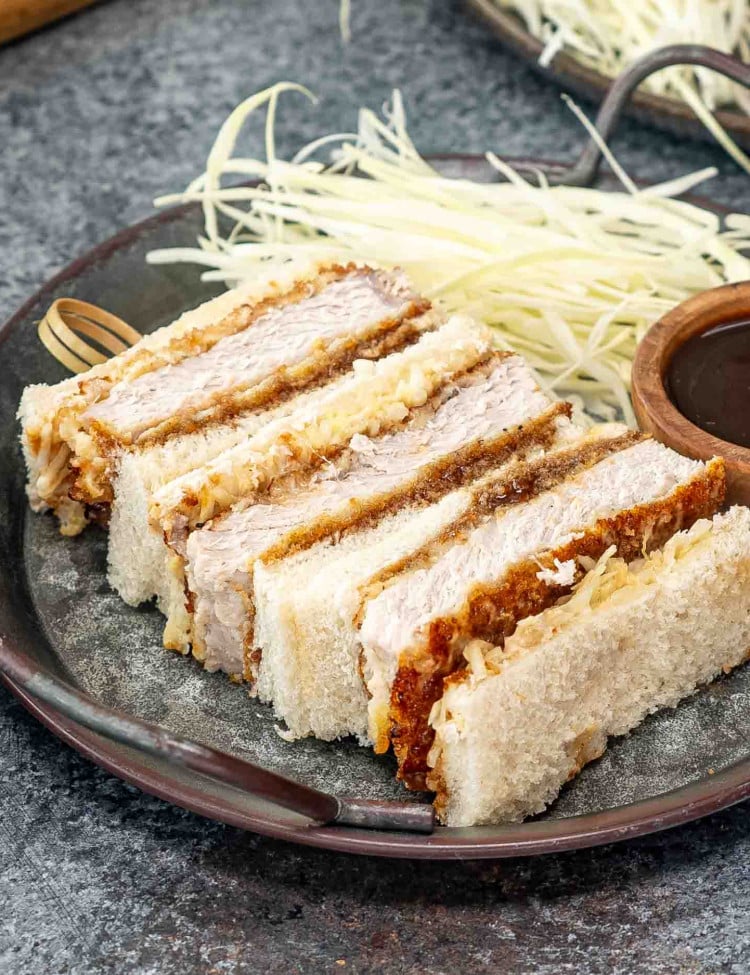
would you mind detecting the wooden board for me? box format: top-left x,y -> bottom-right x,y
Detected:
0,0 -> 99,45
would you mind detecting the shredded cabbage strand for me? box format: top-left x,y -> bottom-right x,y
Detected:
147,83 -> 750,424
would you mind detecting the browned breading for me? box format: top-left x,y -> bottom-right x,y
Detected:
76,264 -> 356,403
30,264 -> 357,523
251,401 -> 570,568
355,429 -> 642,621
388,456 -> 726,790
69,306 -> 431,507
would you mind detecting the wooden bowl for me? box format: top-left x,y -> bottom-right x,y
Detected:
632,280 -> 750,506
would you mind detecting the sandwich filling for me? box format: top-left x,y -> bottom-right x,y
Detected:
184,352 -> 564,678
108,301 -> 442,611
358,441 -> 726,787
83,269 -> 420,447
108,375 -> 362,610
151,316 -> 494,544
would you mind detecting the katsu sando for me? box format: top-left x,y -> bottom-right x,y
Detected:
428,506 -> 750,826
252,420 -> 615,741
150,316 -> 497,656
357,441 -> 724,787
158,328 -> 565,674
19,253 -> 747,833
251,435 -> 723,767
18,260 -> 430,535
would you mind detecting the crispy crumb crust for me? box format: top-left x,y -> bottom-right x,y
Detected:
87,300 -> 431,453
236,397 -> 571,682
69,305 -> 432,507
77,264 -> 359,396
180,350 -> 503,664
170,349 -> 503,561
156,321 -> 492,544
355,430 -> 642,624
254,394 -> 568,567
360,430 -> 643,753
388,457 -> 726,790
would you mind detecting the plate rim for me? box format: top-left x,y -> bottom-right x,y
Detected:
467,0 -> 750,149
2,153 -> 749,859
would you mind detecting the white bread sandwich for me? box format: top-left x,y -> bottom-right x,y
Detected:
357,441 -> 725,788
252,422 -> 630,742
177,344 -> 569,678
153,316 -> 499,655
428,506 -> 750,826
18,261 -> 429,534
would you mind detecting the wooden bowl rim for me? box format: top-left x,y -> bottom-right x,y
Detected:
632,280 -> 750,469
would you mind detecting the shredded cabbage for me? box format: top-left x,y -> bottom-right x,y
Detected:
147,83 -> 750,423
495,0 -> 750,172
478,516 -> 719,672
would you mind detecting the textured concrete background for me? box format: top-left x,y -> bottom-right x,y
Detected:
1,1 -> 750,972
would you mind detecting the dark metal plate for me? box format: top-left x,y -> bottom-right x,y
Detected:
2,155 -> 749,858
468,0 -> 750,150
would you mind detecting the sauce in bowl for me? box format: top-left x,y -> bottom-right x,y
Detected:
667,319 -> 750,449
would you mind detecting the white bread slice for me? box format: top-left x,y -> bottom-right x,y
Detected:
252,418 -> 614,742
157,316 -> 495,656
182,349 -> 567,678
428,506 -> 750,826
19,260 -> 425,531
359,442 -> 726,788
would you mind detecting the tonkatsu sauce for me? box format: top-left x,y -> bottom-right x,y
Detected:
667,319 -> 750,449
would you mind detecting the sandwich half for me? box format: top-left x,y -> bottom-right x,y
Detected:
177,341 -> 568,678
357,440 -> 725,788
428,506 -> 750,826
253,420 -> 626,741
18,260 -> 428,534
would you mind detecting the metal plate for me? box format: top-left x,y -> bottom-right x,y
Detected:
2,155 -> 750,859
468,0 -> 750,150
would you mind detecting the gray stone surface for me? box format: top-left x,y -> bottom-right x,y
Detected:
1,0 -> 749,972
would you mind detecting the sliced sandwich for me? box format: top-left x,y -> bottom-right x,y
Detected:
253,421 -> 624,741
428,506 -> 750,826
153,316 -> 498,655
357,440 -> 725,788
178,342 -> 569,679
18,260 -> 429,534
